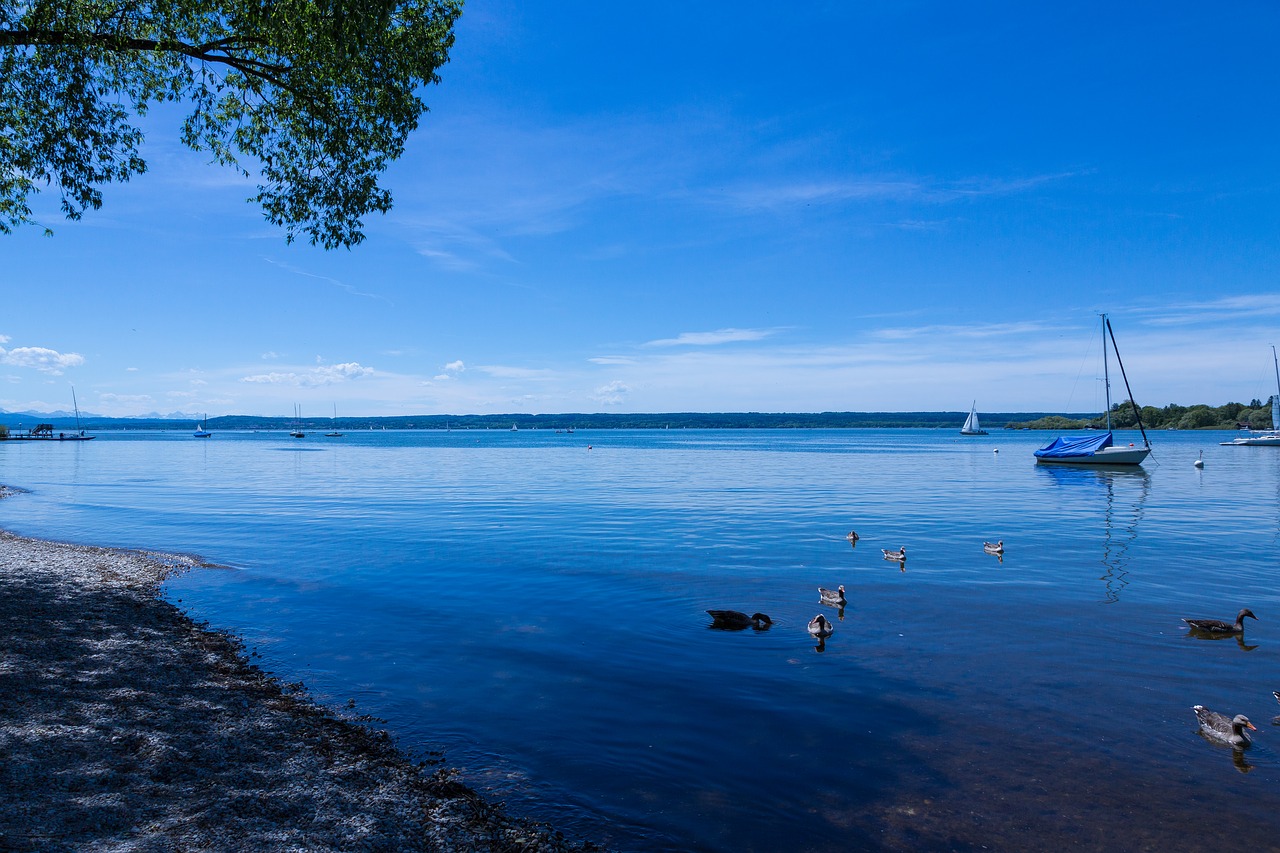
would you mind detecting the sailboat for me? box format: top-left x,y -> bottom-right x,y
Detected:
59,387 -> 96,441
290,404 -> 305,438
193,414 -> 212,438
325,403 -> 343,437
1034,314 -> 1151,466
960,402 -> 988,436
1220,346 -> 1280,447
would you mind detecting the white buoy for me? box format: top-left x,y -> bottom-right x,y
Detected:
1194,451 -> 1204,469
993,448 -> 998,453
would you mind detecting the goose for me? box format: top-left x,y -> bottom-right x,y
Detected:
1193,705 -> 1256,749
845,531 -> 860,541
882,546 -> 906,561
1272,691 -> 1280,725
706,610 -> 772,630
1183,608 -> 1257,635
807,614 -> 834,638
983,540 -> 1004,554
818,585 -> 846,607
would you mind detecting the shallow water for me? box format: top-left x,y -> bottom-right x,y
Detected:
2,428 -> 1278,850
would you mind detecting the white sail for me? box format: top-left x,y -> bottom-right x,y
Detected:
960,402 -> 986,435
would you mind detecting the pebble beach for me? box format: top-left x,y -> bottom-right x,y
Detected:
0,487 -> 597,852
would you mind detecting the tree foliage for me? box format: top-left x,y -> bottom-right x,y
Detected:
0,0 -> 461,247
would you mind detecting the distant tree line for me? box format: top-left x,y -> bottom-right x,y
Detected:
1009,397 -> 1276,431
5,401 -> 1273,433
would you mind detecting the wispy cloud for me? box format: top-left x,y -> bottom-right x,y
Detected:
645,328 -> 778,347
262,258 -> 389,302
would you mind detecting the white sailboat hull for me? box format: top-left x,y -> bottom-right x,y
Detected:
1035,444 -> 1151,465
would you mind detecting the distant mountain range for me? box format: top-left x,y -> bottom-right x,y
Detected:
0,410 -> 1096,431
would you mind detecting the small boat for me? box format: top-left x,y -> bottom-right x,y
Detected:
882,546 -> 906,561
1221,346 -> 1280,447
289,404 -> 305,438
1034,314 -> 1151,466
1183,608 -> 1257,635
818,585 -> 846,607
807,614 -> 834,638
59,388 -> 95,441
511,423 -> 518,431
325,404 -> 343,437
960,401 -> 988,436
706,610 -> 772,630
1193,705 -> 1256,749
193,414 -> 212,438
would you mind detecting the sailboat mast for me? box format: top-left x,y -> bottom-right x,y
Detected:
1104,316 -> 1151,449
1271,345 -> 1279,431
72,386 -> 81,431
1101,314 -> 1112,432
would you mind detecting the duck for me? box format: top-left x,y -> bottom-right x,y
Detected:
845,531 -> 859,541
983,540 -> 1004,554
1183,608 -> 1257,635
882,546 -> 906,561
706,610 -> 772,630
818,585 -> 846,607
1272,690 -> 1280,725
807,614 -> 834,638
1193,705 -> 1256,749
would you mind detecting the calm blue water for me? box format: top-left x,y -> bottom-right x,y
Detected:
2,428 -> 1279,850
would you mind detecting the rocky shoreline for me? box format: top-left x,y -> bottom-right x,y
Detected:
0,493 -> 599,852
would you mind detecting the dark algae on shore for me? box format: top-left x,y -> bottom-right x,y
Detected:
0,526 -> 601,852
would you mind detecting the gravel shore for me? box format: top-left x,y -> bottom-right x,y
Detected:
0,489 -> 599,852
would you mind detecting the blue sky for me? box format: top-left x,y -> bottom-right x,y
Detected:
4,1 -> 1280,418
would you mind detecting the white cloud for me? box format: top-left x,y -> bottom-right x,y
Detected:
262,351 -> 280,360
593,381 -> 630,405
0,335 -> 9,344
443,360 -> 465,372
0,345 -> 85,375
240,361 -> 374,387
98,392 -> 154,405
645,328 -> 777,347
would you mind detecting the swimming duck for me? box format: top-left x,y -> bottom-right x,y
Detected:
1272,691 -> 1280,725
807,614 -> 834,638
706,607 -> 773,627
1183,608 -> 1257,635
818,585 -> 846,607
882,547 -> 906,561
706,610 -> 772,630
845,531 -> 859,541
1193,705 -> 1256,749
983,540 -> 1004,554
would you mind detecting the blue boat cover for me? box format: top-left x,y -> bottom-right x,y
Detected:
1034,432 -> 1113,459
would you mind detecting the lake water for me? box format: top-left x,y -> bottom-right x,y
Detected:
2,428 -> 1278,851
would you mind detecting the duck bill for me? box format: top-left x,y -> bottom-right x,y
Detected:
1247,722 -> 1258,730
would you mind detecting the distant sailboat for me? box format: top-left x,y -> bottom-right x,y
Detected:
325,403 -> 343,437
1220,346 -> 1280,447
193,414 -> 212,438
60,387 -> 95,441
290,404 -> 305,438
960,402 -> 988,436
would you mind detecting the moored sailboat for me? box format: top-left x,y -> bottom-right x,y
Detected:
1034,315 -> 1151,466
1220,346 -> 1280,447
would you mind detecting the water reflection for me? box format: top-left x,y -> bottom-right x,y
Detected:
1183,631 -> 1258,652
1035,465 -> 1150,602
